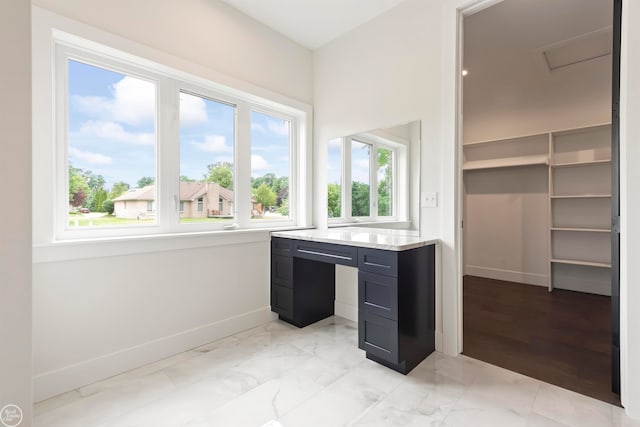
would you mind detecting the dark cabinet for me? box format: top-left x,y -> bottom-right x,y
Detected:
270,236 -> 435,375
357,245 -> 435,374
270,238 -> 334,328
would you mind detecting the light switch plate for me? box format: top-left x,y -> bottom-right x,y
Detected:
422,191 -> 438,208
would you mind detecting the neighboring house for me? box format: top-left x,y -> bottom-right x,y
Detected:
113,182 -> 234,219
178,182 -> 233,218
113,185 -> 156,219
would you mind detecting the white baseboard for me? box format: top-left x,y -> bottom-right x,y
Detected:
334,301 -> 358,322
465,265 -> 548,287
33,307 -> 275,402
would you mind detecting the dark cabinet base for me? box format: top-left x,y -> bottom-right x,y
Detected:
275,257 -> 335,328
271,237 -> 435,375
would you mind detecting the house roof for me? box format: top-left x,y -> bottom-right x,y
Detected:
114,182 -> 234,202
113,185 -> 156,201
219,186 -> 233,201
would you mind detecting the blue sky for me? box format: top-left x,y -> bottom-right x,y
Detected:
68,59 -> 290,191
327,138 -> 374,186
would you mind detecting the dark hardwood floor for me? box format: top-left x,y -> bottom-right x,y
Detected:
463,275 -> 620,405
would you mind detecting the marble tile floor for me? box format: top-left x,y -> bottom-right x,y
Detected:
34,316 -> 640,427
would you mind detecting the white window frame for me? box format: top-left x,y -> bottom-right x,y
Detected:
44,30 -> 310,242
329,132 -> 407,226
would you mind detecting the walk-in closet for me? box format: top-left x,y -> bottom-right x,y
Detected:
461,0 -> 619,404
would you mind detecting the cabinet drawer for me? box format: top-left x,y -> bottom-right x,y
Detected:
359,272 -> 398,321
292,240 -> 357,267
271,255 -> 293,288
358,311 -> 398,364
271,284 -> 294,320
271,238 -> 293,256
358,247 -> 398,277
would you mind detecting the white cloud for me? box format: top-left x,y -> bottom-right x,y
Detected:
179,93 -> 208,126
267,119 -> 290,137
251,122 -> 267,134
77,120 -> 155,145
352,160 -> 371,183
72,76 -> 155,126
69,147 -> 112,165
192,135 -> 232,153
251,154 -> 271,173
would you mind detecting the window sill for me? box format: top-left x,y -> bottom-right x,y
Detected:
328,220 -> 412,229
33,225 -> 312,263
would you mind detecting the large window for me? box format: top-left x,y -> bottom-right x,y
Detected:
66,60 -> 157,228
51,35 -> 308,240
328,134 -> 400,224
179,92 -> 235,224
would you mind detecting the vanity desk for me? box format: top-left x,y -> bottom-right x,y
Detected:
270,227 -> 438,374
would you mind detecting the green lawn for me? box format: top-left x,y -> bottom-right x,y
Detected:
68,214 -> 287,227
68,215 -> 154,227
179,217 -> 232,223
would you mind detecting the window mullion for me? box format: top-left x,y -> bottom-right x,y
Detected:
371,142 -> 378,220
158,78 -> 180,233
235,102 -> 252,228
344,137 -> 352,222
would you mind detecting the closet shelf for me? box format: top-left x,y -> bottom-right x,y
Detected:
462,155 -> 548,171
550,194 -> 611,199
551,159 -> 611,168
551,227 -> 611,233
551,259 -> 611,268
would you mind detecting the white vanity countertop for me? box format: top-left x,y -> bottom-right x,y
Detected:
271,227 -> 439,251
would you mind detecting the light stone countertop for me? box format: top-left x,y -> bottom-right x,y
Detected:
271,227 -> 439,251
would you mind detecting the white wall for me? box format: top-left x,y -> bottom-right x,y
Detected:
0,0 -> 32,425
464,167 -> 549,286
463,0 -> 611,143
30,2 -> 312,401
313,0 -> 446,346
620,0 -> 640,417
31,0 -> 313,104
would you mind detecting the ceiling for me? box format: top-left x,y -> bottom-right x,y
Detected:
219,0 -> 408,50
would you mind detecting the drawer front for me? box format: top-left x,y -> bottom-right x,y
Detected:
358,247 -> 398,277
271,284 -> 294,319
271,237 -> 293,256
359,272 -> 398,321
292,240 -> 357,267
271,255 -> 293,288
358,311 -> 398,364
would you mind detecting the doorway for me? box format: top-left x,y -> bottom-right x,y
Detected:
460,0 -> 620,404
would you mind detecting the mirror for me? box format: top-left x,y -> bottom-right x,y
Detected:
327,120 -> 421,232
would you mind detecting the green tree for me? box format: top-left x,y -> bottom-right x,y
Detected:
79,169 -> 107,211
252,183 -> 276,208
205,162 -> 234,190
277,198 -> 289,216
137,176 -> 155,188
377,148 -> 392,216
91,188 -> 108,212
69,165 -> 90,208
102,199 -> 115,215
351,181 -> 370,216
180,175 -> 195,182
327,183 -> 341,218
108,181 -> 130,199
